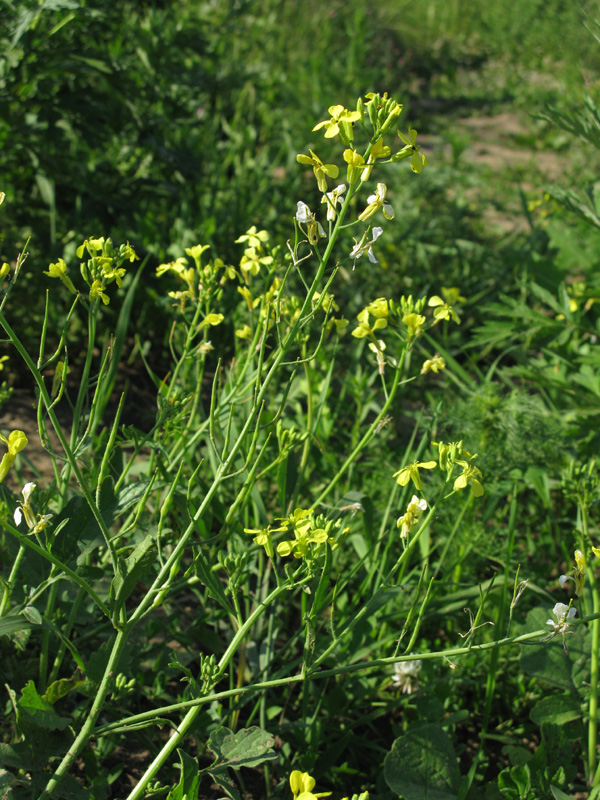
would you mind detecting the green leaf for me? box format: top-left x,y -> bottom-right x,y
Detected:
21,605 -> 42,625
17,680 -> 70,731
166,750 -> 200,800
384,723 -> 460,800
110,533 -> 157,608
497,764 -> 532,798
530,694 -> 581,727
0,612 -> 41,637
550,786 -> 572,800
206,727 -> 277,772
0,742 -> 31,770
43,670 -> 84,705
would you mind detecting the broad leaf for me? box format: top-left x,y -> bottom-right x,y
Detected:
384,723 -> 460,800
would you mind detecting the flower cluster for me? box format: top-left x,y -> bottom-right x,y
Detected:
292,92 -> 430,288
245,508 -> 348,560
157,243 -> 235,319
432,440 -> 484,497
235,227 -> 273,277
75,237 -> 138,305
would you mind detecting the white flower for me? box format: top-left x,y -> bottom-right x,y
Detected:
14,481 -> 53,534
296,202 -> 326,246
349,226 -> 383,269
321,184 -> 346,221
22,482 -> 36,502
546,602 -> 577,650
392,659 -> 422,694
547,603 -> 577,632
295,201 -> 313,224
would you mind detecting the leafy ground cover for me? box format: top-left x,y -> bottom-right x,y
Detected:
2,1 -> 600,799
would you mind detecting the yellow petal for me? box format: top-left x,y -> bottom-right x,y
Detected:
8,430 -> 28,455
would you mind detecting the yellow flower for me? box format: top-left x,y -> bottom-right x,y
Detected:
237,286 -> 254,311
402,313 -> 426,337
428,296 -> 460,324
199,313 -> 224,328
44,258 -> 77,294
393,460 -> 437,491
312,104 -> 361,140
90,279 -> 110,305
156,257 -> 189,278
327,317 -> 349,335
421,355 -> 446,374
0,430 -> 28,483
276,509 -> 328,558
240,247 -> 273,276
361,137 -> 391,181
366,297 -> 389,319
235,227 -> 269,248
453,462 -> 484,497
76,237 -> 106,259
296,150 -> 339,193
397,495 -> 428,540
244,525 -> 275,559
184,244 -> 210,265
290,771 -> 332,800
343,148 -> 366,184
441,286 -> 466,305
0,356 -> 8,372
0,262 -> 10,279
351,308 -> 387,340
101,264 -> 126,288
236,325 -> 253,340
358,183 -> 394,222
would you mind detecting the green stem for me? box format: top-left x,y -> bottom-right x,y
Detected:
0,544 -> 25,616
39,627 -> 129,799
96,622 -> 562,738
